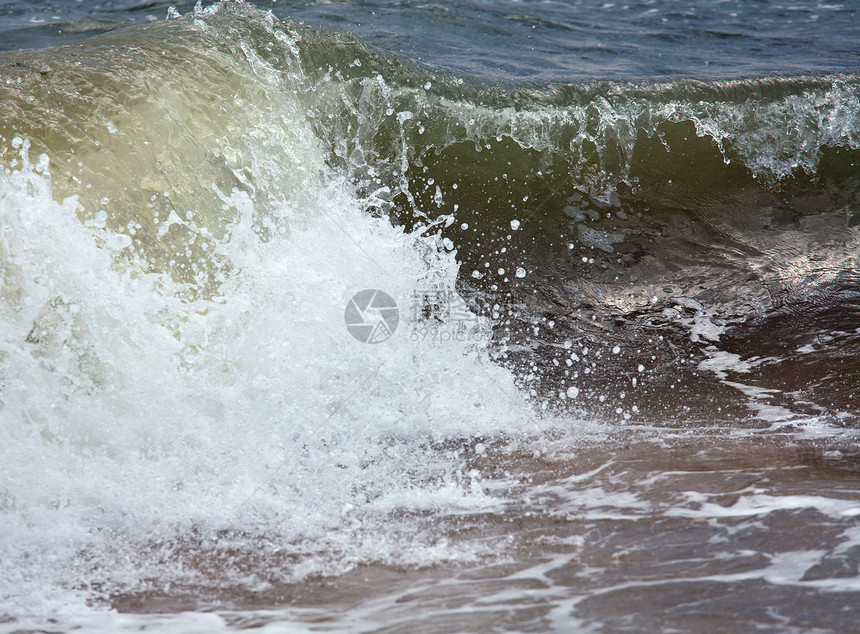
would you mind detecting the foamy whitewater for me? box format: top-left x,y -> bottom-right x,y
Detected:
0,4 -> 538,610
1,2 -> 859,632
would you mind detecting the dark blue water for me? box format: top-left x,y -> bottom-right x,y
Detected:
2,2 -> 859,632
1,0 -> 858,79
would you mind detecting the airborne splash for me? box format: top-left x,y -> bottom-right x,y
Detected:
1,2 -> 858,631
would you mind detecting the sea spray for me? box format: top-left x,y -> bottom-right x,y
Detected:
0,2 -> 858,624
0,5 -> 541,613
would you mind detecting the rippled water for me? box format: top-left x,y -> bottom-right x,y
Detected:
2,0 -> 860,79
1,2 -> 858,632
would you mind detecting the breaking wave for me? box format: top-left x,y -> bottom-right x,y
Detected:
1,1 -> 857,619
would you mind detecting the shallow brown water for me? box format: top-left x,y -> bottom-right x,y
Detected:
1,6 -> 859,633
106,434 -> 860,633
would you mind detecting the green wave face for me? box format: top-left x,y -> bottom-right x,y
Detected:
1,1 -> 859,620
1,1 -> 858,405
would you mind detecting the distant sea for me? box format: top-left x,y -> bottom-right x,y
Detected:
2,1 -> 859,632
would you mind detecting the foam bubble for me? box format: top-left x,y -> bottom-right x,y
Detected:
0,27 -> 539,611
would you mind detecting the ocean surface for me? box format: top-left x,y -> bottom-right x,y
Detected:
1,1 -> 859,632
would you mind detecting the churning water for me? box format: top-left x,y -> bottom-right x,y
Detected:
1,1 -> 859,632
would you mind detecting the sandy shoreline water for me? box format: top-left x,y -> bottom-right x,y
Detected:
92,434 -> 860,632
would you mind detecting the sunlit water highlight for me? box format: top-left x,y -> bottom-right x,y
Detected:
0,2 -> 858,632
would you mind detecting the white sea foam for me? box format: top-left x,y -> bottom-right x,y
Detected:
0,107 -> 536,617
667,491 -> 860,520
2,4 -> 858,630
